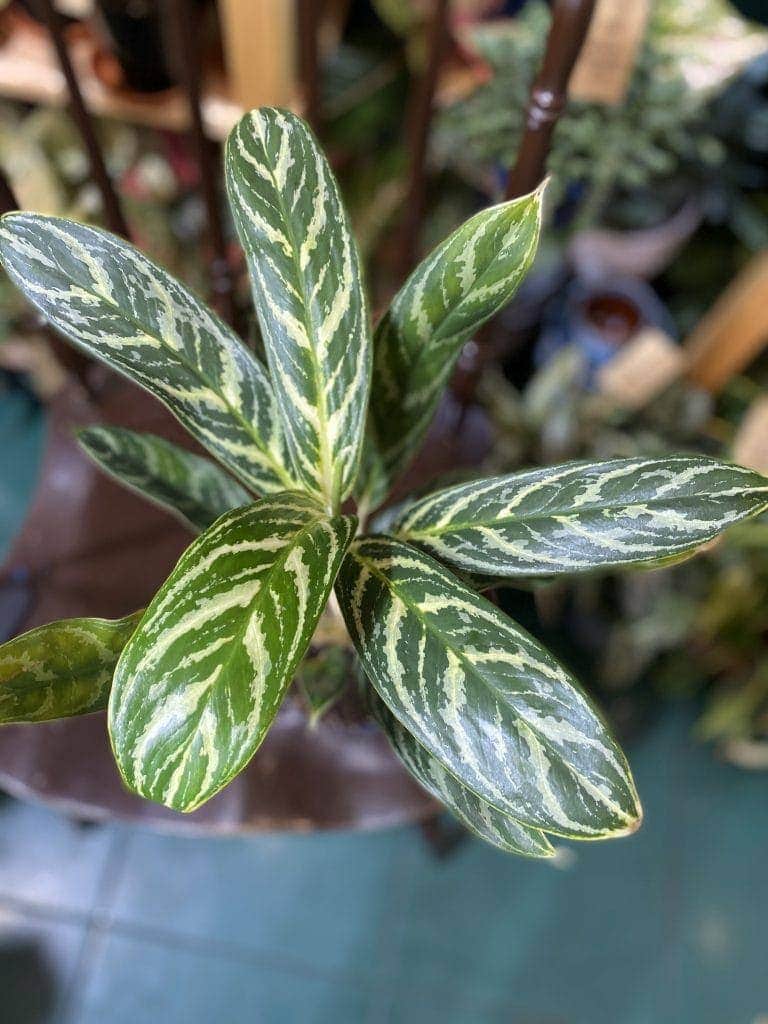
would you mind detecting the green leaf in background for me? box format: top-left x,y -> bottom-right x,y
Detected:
295,645 -> 351,727
364,188 -> 542,501
370,691 -> 553,857
109,493 -> 355,812
78,426 -> 251,534
0,612 -> 142,724
226,108 -> 371,507
394,456 -> 768,578
0,213 -> 294,495
337,537 -> 640,839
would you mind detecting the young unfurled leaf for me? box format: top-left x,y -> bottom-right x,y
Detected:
109,493 -> 355,812
226,108 -> 371,507
364,188 -> 542,500
0,612 -> 142,724
336,537 -> 641,839
394,456 -> 768,577
370,691 -> 553,857
0,214 -> 294,495
78,427 -> 251,534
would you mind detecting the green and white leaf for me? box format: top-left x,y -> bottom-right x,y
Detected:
370,691 -> 553,857
78,426 -> 251,533
0,612 -> 141,724
394,456 -> 768,577
226,107 -> 371,507
0,213 -> 293,495
336,537 -> 641,839
364,187 -> 542,499
110,493 -> 355,812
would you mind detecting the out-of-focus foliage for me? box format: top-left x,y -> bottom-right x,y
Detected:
480,349 -> 768,764
435,1 -> 724,229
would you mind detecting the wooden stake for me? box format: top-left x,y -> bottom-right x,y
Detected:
218,0 -> 297,111
685,252 -> 768,393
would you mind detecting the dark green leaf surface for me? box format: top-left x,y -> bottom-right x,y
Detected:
370,691 -> 553,857
226,108 -> 371,507
296,646 -> 351,727
0,213 -> 293,495
337,537 -> 641,839
109,493 -> 355,812
364,188 -> 542,500
0,612 -> 141,724
78,426 -> 251,533
394,456 -> 768,577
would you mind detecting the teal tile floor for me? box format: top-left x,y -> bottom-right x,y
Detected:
1,707 -> 767,1024
0,388 -> 767,1023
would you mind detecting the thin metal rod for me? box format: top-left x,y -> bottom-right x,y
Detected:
168,0 -> 235,326
0,168 -> 93,391
297,0 -> 322,134
396,0 -> 450,278
505,0 -> 596,199
35,0 -> 130,237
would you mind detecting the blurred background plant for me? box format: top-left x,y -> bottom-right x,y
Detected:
476,345 -> 768,763
433,0 -> 767,233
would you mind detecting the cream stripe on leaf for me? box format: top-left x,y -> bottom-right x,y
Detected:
362,187 -> 543,504
225,108 -> 371,508
79,427 -> 252,534
0,214 -> 293,495
369,690 -> 553,857
0,612 -> 142,724
336,537 -> 641,839
394,456 -> 768,577
109,493 -> 355,812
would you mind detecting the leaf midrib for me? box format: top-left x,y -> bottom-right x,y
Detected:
123,504 -> 346,808
249,118 -> 338,509
353,545 -> 633,834
403,488 -> 768,539
146,505 -> 340,752
39,245 -> 293,491
388,200 -> 533,362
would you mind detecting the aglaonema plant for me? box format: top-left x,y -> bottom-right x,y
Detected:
1,108 -> 767,858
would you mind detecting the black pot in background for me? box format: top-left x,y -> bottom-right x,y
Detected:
93,0 -> 177,93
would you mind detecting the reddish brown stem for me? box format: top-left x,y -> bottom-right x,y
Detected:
35,0 -> 130,238
396,0 -> 450,278
505,0 -> 596,199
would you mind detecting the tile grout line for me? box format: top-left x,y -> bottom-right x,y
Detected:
0,882 -> 375,989
364,825 -> 424,1024
52,827 -> 136,1024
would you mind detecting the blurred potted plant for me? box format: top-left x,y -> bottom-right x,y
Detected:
435,0 -> 723,274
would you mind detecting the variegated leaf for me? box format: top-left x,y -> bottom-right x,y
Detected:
78,426 -> 251,533
364,187 -> 543,499
336,537 -> 641,839
394,456 -> 768,577
0,213 -> 294,495
225,108 -> 371,507
370,691 -> 553,857
0,612 -> 141,724
109,493 -> 355,812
